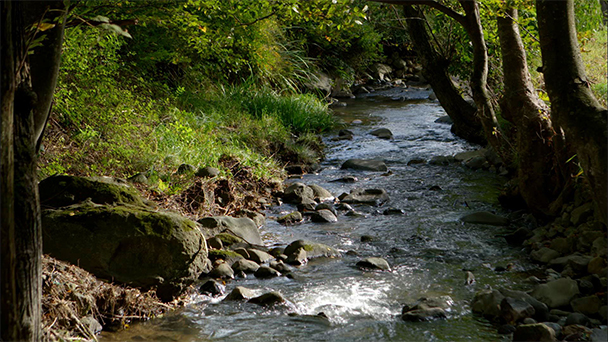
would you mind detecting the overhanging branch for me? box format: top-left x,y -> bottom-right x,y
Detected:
368,0 -> 468,28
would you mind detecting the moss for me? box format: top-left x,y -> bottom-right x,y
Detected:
208,249 -> 242,260
214,233 -> 243,246
303,244 -> 314,252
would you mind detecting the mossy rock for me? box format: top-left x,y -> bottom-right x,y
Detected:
42,203 -> 210,301
208,249 -> 244,265
214,233 -> 244,247
39,175 -> 146,208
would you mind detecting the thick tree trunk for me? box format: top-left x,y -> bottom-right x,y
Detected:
496,8 -> 564,216
536,0 -> 608,223
458,0 -> 510,163
1,2 -> 66,340
403,5 -> 485,145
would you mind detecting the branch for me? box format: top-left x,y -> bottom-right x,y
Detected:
368,0 -> 468,28
232,9 -> 278,27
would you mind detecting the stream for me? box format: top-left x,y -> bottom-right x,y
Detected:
101,91 -> 535,342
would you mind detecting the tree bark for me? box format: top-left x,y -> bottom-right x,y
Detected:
402,5 -> 485,145
536,0 -> 608,223
1,2 -> 66,341
496,7 -> 564,217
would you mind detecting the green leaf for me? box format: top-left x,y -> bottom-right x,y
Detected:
100,23 -> 133,39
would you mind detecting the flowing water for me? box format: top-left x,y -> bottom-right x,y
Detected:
101,94 -> 534,342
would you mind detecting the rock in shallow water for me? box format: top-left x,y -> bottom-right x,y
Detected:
248,292 -> 286,306
459,211 -> 509,226
224,286 -> 255,301
341,159 -> 388,172
512,323 -> 556,342
356,257 -> 390,271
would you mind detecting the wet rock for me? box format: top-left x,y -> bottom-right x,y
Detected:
383,208 -> 405,215
196,166 -> 220,178
311,209 -> 338,223
269,260 -> 291,274
285,165 -> 305,175
498,324 -> 517,334
542,322 -> 562,339
531,278 -> 580,309
472,289 -> 505,319
512,323 -> 556,342
330,176 -> 358,183
198,216 -> 262,245
531,247 -> 561,264
401,306 -> 447,322
460,211 -> 509,226
434,116 -> 453,124
341,159 -> 388,172
500,288 -> 550,322
297,199 -> 318,212
254,266 -> 281,279
428,155 -> 454,166
501,297 -> 536,323
285,247 -> 307,265
464,271 -> 475,285
309,184 -> 334,202
407,158 -> 426,165
246,249 -> 274,264
224,286 -> 255,301
454,150 -> 484,163
231,259 -> 260,274
199,279 -> 225,296
277,211 -> 303,225
351,119 -> 363,125
284,240 -> 340,260
207,237 -> 223,250
548,253 -> 592,273
370,128 -> 393,140
177,163 -> 196,174
235,209 -> 265,228
233,247 -> 250,259
340,188 -> 389,206
587,256 -> 607,275
345,210 -> 365,217
571,295 -> 601,316
248,292 -> 286,307
315,203 -> 338,216
283,182 -> 315,205
356,257 -> 390,271
339,129 -> 354,137
208,263 -> 234,279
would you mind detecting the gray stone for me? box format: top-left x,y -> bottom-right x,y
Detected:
454,150 -> 484,163
371,63 -> 393,81
356,257 -> 390,271
285,247 -> 307,265
208,263 -> 234,279
571,202 -> 594,225
254,266 -> 281,279
284,240 -> 340,260
512,323 -> 556,342
465,156 -> 487,170
199,279 -> 225,296
578,231 -> 604,250
471,289 -> 505,319
277,211 -> 303,225
248,292 -> 286,307
401,306 -> 446,322
80,316 -> 103,335
501,297 -> 536,323
340,188 -> 389,206
588,256 -> 607,275
231,259 -> 260,274
460,211 -> 509,226
207,237 -> 223,250
500,288 -> 550,322
571,295 -> 601,316
341,159 -> 388,172
592,237 -> 608,257
42,203 -> 210,302
269,260 -> 291,273
283,182 -> 315,205
309,184 -> 334,201
531,278 -> 580,308
331,176 -> 358,183
235,209 -> 265,228
311,209 -> 338,223
233,247 -> 250,259
128,172 -> 148,184
246,249 -> 274,264
434,116 -> 452,124
548,253 -> 592,273
428,155 -> 454,165
370,128 -> 393,140
565,312 -> 591,326
591,328 -> 608,342
383,208 -> 405,215
196,166 -> 220,178
315,203 -> 338,216
550,237 -> 571,255
531,247 -> 561,264
198,216 -> 262,245
224,286 -> 255,301
542,322 -> 562,339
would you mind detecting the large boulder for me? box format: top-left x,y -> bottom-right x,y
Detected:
42,203 -> 210,301
531,278 -> 580,308
340,188 -> 390,206
341,159 -> 388,172
471,289 -> 505,319
39,174 -> 146,208
198,216 -> 262,245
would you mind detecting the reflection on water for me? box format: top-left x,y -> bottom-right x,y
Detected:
101,98 -> 526,342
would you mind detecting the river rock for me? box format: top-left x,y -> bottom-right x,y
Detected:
531,247 -> 561,264
500,288 -> 550,322
254,266 -> 281,279
428,155 -> 454,165
512,323 -> 556,342
370,128 -> 393,140
501,297 -> 536,323
315,203 -> 338,216
42,203 -> 210,302
459,211 -> 509,226
282,182 -> 315,205
231,259 -> 260,274
284,240 -> 341,261
578,231 -> 604,251
591,327 -> 608,342
588,256 -> 607,275
213,233 -> 244,248
356,257 -> 390,271
269,260 -> 291,273
198,216 -> 262,245
454,150 -> 484,163
39,174 -> 146,208
465,156 -> 488,170
401,306 -> 447,322
383,208 -> 405,215
199,279 -> 225,296
225,286 -> 255,301
248,292 -> 286,307
196,166 -> 220,178
565,313 -> 591,326
331,176 -> 358,183
548,253 -> 592,273
531,278 -> 580,308
471,289 -> 505,319
246,249 -> 274,264
208,263 -> 234,279
277,211 -> 303,225
570,202 -> 594,226
341,159 -> 388,172
207,236 -> 223,250
571,295 -> 601,316
371,63 -> 393,81
592,237 -> 607,257
550,237 -> 572,254
285,247 -> 308,265
340,188 -> 389,206
309,184 -> 334,201
235,209 -> 265,228
434,116 -> 453,124
311,209 -> 338,223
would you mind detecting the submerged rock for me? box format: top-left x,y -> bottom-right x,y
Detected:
370,128 -> 393,140
340,188 -> 389,206
199,279 -> 225,296
248,292 -> 286,307
460,211 -> 509,226
341,159 -> 388,172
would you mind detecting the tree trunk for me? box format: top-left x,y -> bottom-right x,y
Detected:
458,0 -> 510,163
496,7 -> 564,217
1,2 -> 66,340
403,5 -> 486,145
536,0 -> 608,223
